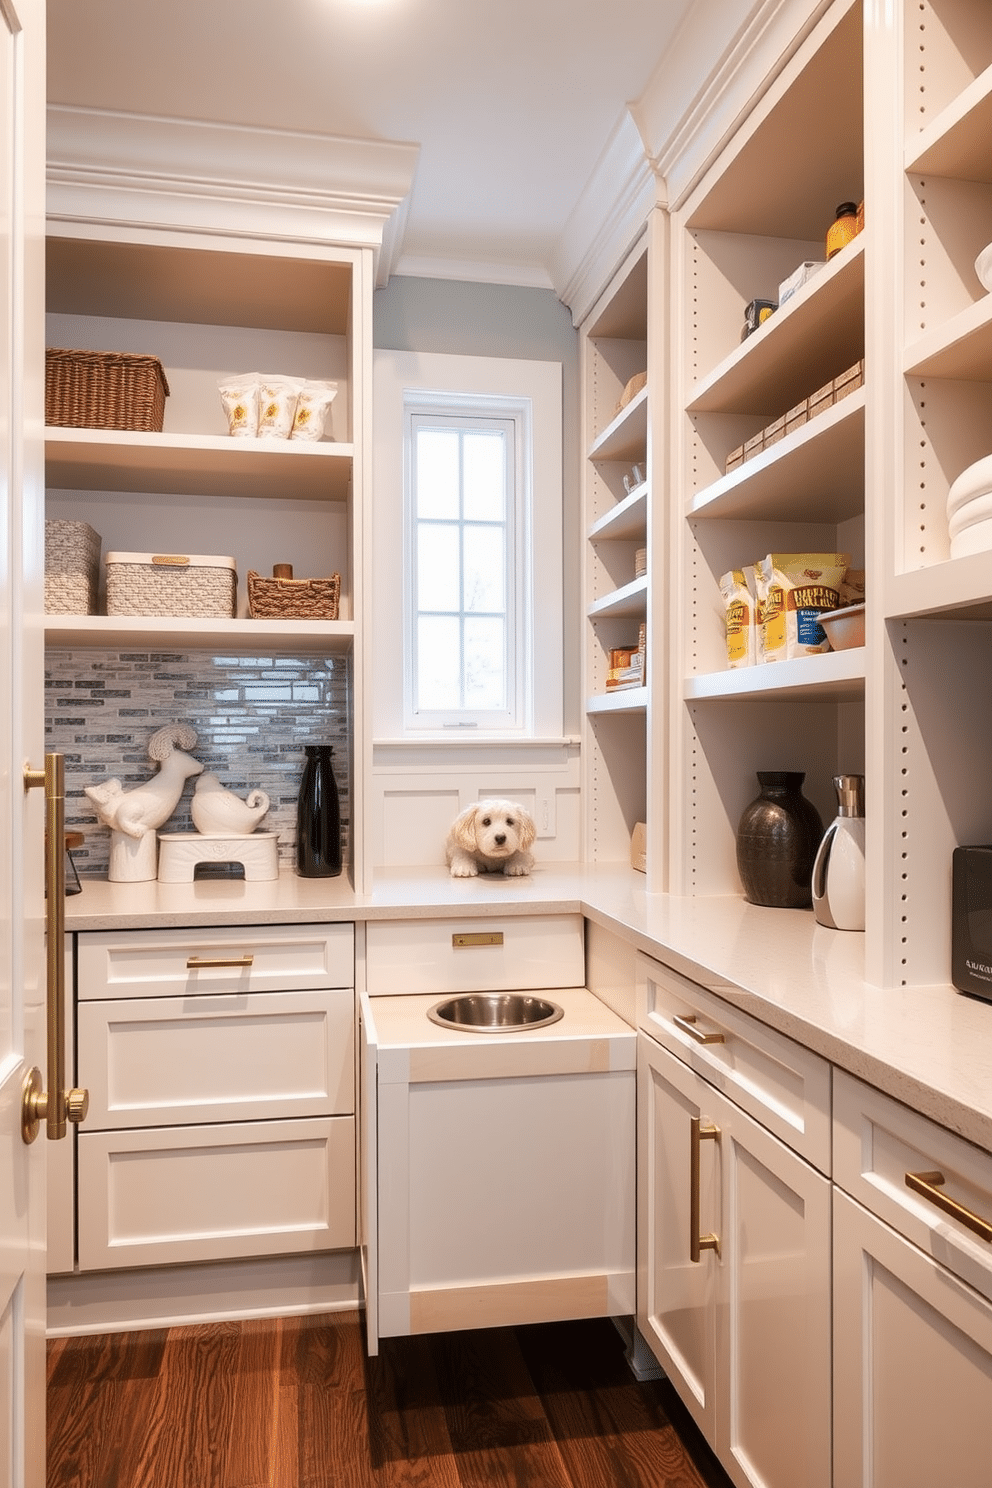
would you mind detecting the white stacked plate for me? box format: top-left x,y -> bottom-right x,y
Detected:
947,453 -> 992,558
976,242 -> 992,293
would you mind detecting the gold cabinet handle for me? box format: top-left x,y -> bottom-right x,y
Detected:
690,1115 -> 721,1261
186,955 -> 255,969
905,1169 -> 992,1245
452,932 -> 504,948
674,1013 -> 726,1046
21,754 -> 89,1144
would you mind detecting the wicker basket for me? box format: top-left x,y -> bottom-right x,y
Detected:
46,348 -> 170,432
247,570 -> 341,620
106,552 -> 236,618
45,520 -> 102,614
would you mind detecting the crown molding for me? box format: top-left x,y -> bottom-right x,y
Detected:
550,108 -> 661,326
631,0 -> 831,211
392,253 -> 555,291
46,105 -> 419,284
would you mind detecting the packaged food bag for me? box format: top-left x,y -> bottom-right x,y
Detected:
257,374 -> 305,438
719,566 -> 757,668
756,552 -> 849,661
218,373 -> 260,437
839,567 -> 866,608
291,380 -> 338,442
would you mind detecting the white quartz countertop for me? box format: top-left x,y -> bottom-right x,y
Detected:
66,862 -> 992,1154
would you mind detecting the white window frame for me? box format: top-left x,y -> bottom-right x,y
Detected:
405,396 -> 525,732
372,349 -> 563,744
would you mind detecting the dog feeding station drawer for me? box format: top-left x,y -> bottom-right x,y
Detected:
364,914 -> 585,995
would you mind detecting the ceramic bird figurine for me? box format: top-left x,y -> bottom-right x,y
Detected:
85,723 -> 203,838
191,772 -> 271,836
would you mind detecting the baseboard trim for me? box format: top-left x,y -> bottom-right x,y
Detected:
47,1249 -> 361,1336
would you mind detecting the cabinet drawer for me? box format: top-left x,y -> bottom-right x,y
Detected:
365,914 -> 585,994
78,986 -> 354,1129
636,952 -> 831,1173
77,922 -> 354,999
77,1115 -> 355,1270
834,1069 -> 992,1303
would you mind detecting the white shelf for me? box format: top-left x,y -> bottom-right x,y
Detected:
687,240 -> 865,416
588,386 -> 648,462
586,687 -> 648,716
690,391 -> 865,524
587,575 -> 648,620
906,63 -> 992,183
887,557 -> 992,622
45,428 -> 353,502
904,294 -> 992,381
589,484 -> 647,541
44,615 -> 355,654
685,648 -> 865,702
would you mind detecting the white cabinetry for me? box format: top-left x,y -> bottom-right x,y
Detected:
44,228 -> 372,885
833,1070 -> 992,1486
75,923 -> 355,1270
636,952 -> 832,1488
360,915 -> 636,1355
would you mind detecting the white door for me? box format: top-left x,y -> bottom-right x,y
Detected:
0,2 -> 48,1486
358,990 -> 380,1355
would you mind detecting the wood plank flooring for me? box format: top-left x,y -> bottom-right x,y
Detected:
47,1311 -> 733,1488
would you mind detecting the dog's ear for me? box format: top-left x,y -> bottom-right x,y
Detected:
511,803 -> 536,849
453,804 -> 479,852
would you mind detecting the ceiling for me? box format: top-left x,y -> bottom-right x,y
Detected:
44,0 -> 697,289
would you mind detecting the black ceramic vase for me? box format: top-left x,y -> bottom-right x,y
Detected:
736,771 -> 823,909
296,744 -> 342,878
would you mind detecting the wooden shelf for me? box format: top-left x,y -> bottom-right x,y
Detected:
685,648 -> 865,702
690,391 -> 865,524
687,241 -> 865,416
904,294 -> 992,381
587,576 -> 648,620
45,428 -> 354,501
906,63 -> 992,183
589,484 -> 647,541
44,615 -> 355,654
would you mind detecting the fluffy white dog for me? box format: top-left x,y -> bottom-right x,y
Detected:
445,798 -> 536,877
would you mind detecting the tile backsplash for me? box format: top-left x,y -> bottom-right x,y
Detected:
46,648 -> 351,878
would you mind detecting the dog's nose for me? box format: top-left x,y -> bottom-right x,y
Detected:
494,833 -> 506,846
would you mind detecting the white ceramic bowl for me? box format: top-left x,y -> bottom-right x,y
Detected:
976,242 -> 992,294
819,602 -> 865,651
946,452 -> 992,522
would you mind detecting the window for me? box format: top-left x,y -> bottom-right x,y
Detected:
372,350 -> 563,744
407,401 -> 523,730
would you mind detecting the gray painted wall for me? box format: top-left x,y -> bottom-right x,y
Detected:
373,276 -> 581,734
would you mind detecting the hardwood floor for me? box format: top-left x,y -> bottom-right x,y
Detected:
47,1311 -> 733,1488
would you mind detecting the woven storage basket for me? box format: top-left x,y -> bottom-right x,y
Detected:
45,520 -> 102,614
247,570 -> 341,620
46,348 -> 170,432
105,552 -> 236,618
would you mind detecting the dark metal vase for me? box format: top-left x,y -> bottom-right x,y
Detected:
295,744 -> 342,878
736,771 -> 823,909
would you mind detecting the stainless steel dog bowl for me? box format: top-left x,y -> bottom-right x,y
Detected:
427,993 -> 565,1032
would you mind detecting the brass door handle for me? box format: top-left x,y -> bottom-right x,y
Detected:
186,955 -> 255,969
22,754 -> 89,1144
674,1013 -> 726,1046
690,1115 -> 721,1261
905,1169 -> 992,1245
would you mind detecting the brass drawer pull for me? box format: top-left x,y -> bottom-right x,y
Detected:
905,1169 -> 992,1245
690,1116 -> 721,1261
186,955 -> 255,970
452,932 -> 504,948
674,1013 -> 726,1046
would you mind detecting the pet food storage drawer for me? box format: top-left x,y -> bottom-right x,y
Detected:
364,914 -> 585,995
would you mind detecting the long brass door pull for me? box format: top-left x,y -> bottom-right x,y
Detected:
690,1115 -> 721,1261
905,1169 -> 992,1245
22,754 -> 89,1143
